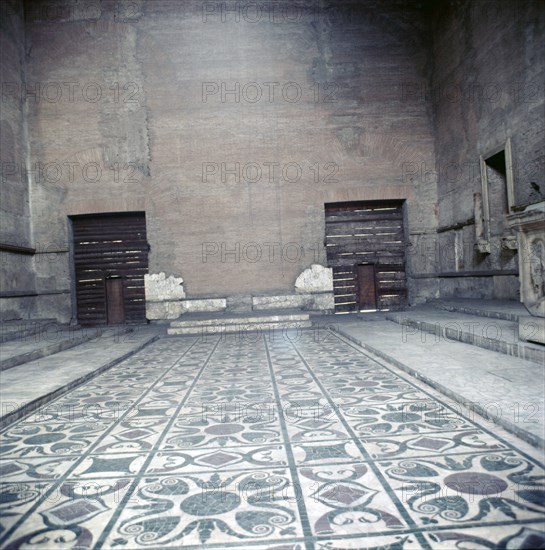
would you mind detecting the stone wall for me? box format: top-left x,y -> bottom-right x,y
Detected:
428,0 -> 545,300
0,0 -> 37,320
145,264 -> 335,319
5,0 -> 543,321
19,0 -> 438,321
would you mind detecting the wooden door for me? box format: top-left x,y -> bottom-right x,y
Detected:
106,277 -> 125,324
357,264 -> 377,310
325,200 -> 407,312
72,212 -> 148,325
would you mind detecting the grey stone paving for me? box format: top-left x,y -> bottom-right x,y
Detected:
0,330 -> 543,549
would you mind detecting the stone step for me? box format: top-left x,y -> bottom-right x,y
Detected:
168,319 -> 312,335
0,319 -> 58,343
0,326 -> 130,371
431,298 -> 528,322
169,311 -> 310,328
386,307 -> 545,365
167,310 -> 312,336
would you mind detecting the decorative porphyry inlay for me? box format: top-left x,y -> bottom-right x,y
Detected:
0,333 -> 543,549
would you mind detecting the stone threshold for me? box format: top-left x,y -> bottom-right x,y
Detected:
167,310 -> 312,335
170,310 -> 310,327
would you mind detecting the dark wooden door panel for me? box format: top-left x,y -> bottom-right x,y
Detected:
106,278 -> 125,324
72,213 -> 148,326
357,264 -> 377,310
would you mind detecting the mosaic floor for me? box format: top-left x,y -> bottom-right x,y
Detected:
1,331 -> 544,549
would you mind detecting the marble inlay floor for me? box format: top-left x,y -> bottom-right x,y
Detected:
1,331 -> 544,549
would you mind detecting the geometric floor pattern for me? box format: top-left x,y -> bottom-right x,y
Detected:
1,330 -> 544,549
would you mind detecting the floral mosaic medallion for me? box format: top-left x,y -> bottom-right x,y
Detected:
0,333 -> 543,549
103,469 -> 303,547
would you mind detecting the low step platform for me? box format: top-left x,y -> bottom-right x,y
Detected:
0,318 -> 58,343
0,326 -> 104,371
167,310 -> 312,336
387,304 -> 545,365
432,298 -> 530,322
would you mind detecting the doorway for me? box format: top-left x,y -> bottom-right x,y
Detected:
357,264 -> 378,310
106,276 -> 125,324
71,212 -> 149,325
324,200 -> 407,312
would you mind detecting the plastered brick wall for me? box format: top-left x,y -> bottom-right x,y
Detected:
428,0 -> 545,299
0,0 -> 37,320
19,0 -> 439,318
